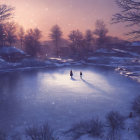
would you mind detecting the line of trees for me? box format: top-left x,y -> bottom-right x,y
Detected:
0,3 -> 114,58
1,0 -> 139,59
0,14 -> 111,58
48,20 -> 111,58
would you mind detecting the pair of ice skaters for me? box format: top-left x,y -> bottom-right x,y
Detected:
70,70 -> 82,78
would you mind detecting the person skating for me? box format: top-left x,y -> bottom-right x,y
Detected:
80,71 -> 82,78
70,70 -> 73,77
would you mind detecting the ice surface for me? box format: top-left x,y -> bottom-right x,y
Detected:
0,66 -> 140,139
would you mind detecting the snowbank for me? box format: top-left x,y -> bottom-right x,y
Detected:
0,46 -> 25,55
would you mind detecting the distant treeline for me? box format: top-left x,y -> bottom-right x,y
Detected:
0,1 -> 139,59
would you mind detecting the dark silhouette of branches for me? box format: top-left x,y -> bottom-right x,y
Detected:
112,0 -> 140,39
0,4 -> 15,47
106,111 -> 125,140
25,123 -> 58,140
0,4 -> 14,23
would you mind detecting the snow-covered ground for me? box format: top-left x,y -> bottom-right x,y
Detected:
0,66 -> 140,139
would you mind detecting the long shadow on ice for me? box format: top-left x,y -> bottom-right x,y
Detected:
71,77 -> 77,81
81,78 -> 107,94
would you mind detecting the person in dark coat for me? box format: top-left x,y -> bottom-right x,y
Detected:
80,71 -> 82,78
70,70 -> 73,77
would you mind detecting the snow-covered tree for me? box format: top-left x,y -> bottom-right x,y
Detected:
106,111 -> 125,140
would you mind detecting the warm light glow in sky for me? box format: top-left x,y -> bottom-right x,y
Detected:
3,0 -> 128,40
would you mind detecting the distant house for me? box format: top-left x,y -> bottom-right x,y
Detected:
0,46 -> 27,62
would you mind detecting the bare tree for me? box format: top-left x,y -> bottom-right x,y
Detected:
112,0 -> 140,39
0,4 -> 14,47
94,20 -> 108,47
84,30 -> 94,53
4,22 -> 17,46
18,26 -> 25,49
49,25 -> 62,57
68,30 -> 83,55
106,111 -> 125,140
0,4 -> 14,23
24,28 -> 42,57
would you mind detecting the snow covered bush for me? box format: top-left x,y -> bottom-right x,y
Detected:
106,111 -> 125,131
25,123 -> 57,140
65,118 -> 104,139
106,111 -> 125,140
89,118 -> 104,138
132,96 -> 140,116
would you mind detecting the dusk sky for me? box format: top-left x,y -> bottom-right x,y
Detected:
3,0 -> 128,40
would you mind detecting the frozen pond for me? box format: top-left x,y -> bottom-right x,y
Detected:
0,66 -> 140,134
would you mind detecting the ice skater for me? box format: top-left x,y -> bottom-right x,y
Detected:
70,70 -> 73,78
80,71 -> 82,78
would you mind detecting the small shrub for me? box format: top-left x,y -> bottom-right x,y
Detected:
65,118 -> 104,139
89,118 -> 104,137
132,96 -> 140,116
25,123 -> 57,140
106,111 -> 125,140
106,111 -> 125,131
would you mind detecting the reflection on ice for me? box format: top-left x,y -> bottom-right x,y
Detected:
40,68 -> 114,96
